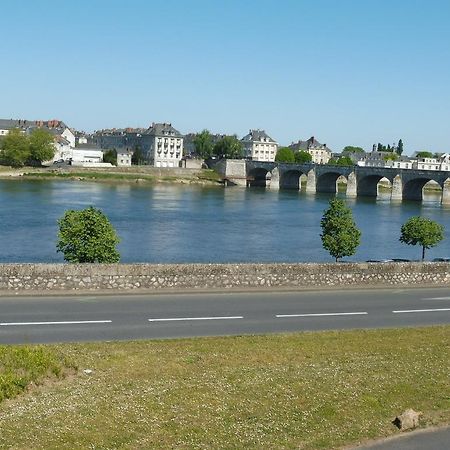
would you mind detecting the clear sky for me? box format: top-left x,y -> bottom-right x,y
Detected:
1,0 -> 449,154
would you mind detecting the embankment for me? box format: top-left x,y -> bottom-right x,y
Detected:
1,262 -> 449,294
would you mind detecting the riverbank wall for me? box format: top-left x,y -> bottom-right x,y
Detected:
1,263 -> 449,294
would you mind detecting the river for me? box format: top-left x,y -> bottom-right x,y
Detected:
0,179 -> 449,263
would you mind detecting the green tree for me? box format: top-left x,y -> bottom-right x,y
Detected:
384,153 -> 399,162
213,135 -> 243,159
399,216 -> 444,261
397,139 -> 404,155
0,129 -> 30,167
336,156 -> 354,166
193,130 -> 214,158
342,146 -> 364,153
275,147 -> 295,163
56,206 -> 120,263
320,199 -> 361,262
29,128 -> 55,165
131,146 -> 145,165
294,150 -> 312,163
103,148 -> 117,165
328,156 -> 353,166
416,151 -> 433,158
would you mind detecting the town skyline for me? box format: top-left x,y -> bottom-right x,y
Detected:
1,1 -> 449,154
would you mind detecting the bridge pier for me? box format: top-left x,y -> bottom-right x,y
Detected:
442,178 -> 450,205
268,168 -> 280,190
306,169 -> 316,194
346,172 -> 357,198
391,175 -> 403,201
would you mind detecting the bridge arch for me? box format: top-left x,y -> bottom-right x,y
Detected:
280,169 -> 305,190
247,167 -> 270,187
316,171 -> 346,194
357,175 -> 392,197
403,177 -> 442,201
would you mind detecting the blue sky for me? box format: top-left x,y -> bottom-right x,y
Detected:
1,0 -> 449,154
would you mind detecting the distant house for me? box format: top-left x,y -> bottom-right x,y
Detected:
411,153 -> 450,171
288,136 -> 332,164
147,122 -> 183,167
70,145 -> 104,164
94,122 -> 184,167
358,151 -> 413,169
241,129 -> 278,162
117,150 -> 132,166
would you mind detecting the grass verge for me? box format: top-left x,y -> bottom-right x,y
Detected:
0,327 -> 448,449
0,346 -> 75,403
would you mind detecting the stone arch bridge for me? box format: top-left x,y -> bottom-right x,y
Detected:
215,159 -> 450,204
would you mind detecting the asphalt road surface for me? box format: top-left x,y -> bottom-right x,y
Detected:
1,287 -> 450,344
357,426 -> 450,449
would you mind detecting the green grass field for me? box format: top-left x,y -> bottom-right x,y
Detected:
0,327 -> 449,449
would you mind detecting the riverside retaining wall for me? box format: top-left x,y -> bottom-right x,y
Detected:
0,263 -> 449,294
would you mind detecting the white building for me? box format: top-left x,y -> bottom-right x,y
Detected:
146,122 -> 183,167
71,147 -> 103,164
241,129 -> 278,162
412,154 -> 450,171
358,150 -> 450,171
117,150 -> 132,166
358,151 -> 414,169
288,136 -> 332,164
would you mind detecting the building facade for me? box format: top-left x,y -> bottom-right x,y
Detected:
288,136 -> 332,164
241,129 -> 278,162
94,122 -> 184,167
146,123 -> 183,167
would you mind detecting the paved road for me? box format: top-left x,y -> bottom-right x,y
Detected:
356,426 -> 450,449
1,287 -> 450,343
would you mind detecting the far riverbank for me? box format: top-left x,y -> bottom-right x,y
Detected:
0,165 -> 223,186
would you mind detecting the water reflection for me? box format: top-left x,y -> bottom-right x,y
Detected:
0,179 -> 449,263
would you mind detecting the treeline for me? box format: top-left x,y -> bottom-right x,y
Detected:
193,130 -> 243,159
0,128 -> 55,167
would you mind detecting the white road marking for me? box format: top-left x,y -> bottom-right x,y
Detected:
0,320 -> 112,326
423,297 -> 450,301
276,312 -> 368,318
148,316 -> 243,322
393,308 -> 450,314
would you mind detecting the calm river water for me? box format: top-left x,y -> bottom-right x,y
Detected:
1,179 -> 449,263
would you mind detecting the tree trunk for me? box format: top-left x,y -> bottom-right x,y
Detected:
422,246 -> 425,261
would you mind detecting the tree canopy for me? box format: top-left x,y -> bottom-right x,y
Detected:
103,148 -> 117,165
193,130 -> 214,158
416,151 -> 433,158
0,129 -> 30,167
213,135 -> 243,159
399,216 -> 444,261
383,153 -> 399,162
131,146 -> 145,165
294,150 -> 312,164
328,156 -> 354,166
376,140 -> 404,155
342,146 -> 364,153
56,206 -> 121,263
29,128 -> 55,164
0,128 -> 55,167
320,199 -> 361,262
275,147 -> 295,163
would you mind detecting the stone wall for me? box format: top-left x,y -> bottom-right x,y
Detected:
0,262 -> 449,294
